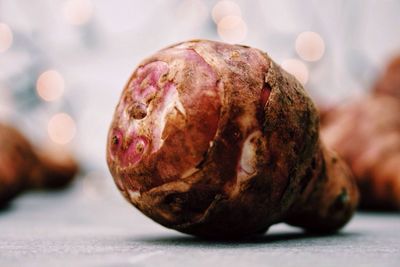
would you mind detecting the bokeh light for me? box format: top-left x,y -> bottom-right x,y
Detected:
212,0 -> 242,24
281,59 -> 309,85
176,0 -> 208,27
0,23 -> 13,53
295,31 -> 325,62
217,15 -> 247,44
63,0 -> 94,26
36,70 -> 65,102
48,113 -> 77,145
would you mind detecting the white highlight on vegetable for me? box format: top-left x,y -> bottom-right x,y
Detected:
237,131 -> 262,183
174,97 -> 186,117
181,167 -> 199,179
128,189 -> 141,202
149,85 -> 185,151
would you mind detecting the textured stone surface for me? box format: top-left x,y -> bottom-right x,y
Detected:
0,178 -> 399,267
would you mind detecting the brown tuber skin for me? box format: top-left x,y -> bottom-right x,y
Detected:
321,55 -> 400,210
0,123 -> 78,206
107,40 -> 358,239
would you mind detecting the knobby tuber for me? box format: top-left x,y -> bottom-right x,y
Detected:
321,55 -> 400,210
0,123 -> 78,206
107,40 -> 358,238
321,96 -> 400,210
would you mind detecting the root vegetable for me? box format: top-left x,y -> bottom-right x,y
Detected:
0,123 -> 78,206
321,96 -> 400,209
321,55 -> 400,210
107,40 -> 358,239
0,124 -> 36,205
29,146 -> 79,189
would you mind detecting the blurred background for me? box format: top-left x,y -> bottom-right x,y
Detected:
1,0 -> 400,199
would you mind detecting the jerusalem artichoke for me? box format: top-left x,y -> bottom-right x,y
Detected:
107,40 -> 358,238
321,95 -> 400,210
321,55 -> 400,210
0,123 -> 78,206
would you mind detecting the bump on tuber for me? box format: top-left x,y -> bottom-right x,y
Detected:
107,40 -> 358,239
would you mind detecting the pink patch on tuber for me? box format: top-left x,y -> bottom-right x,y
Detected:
109,129 -> 150,168
130,61 -> 169,101
120,135 -> 149,166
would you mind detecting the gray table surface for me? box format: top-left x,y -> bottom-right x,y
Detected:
0,177 -> 399,267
